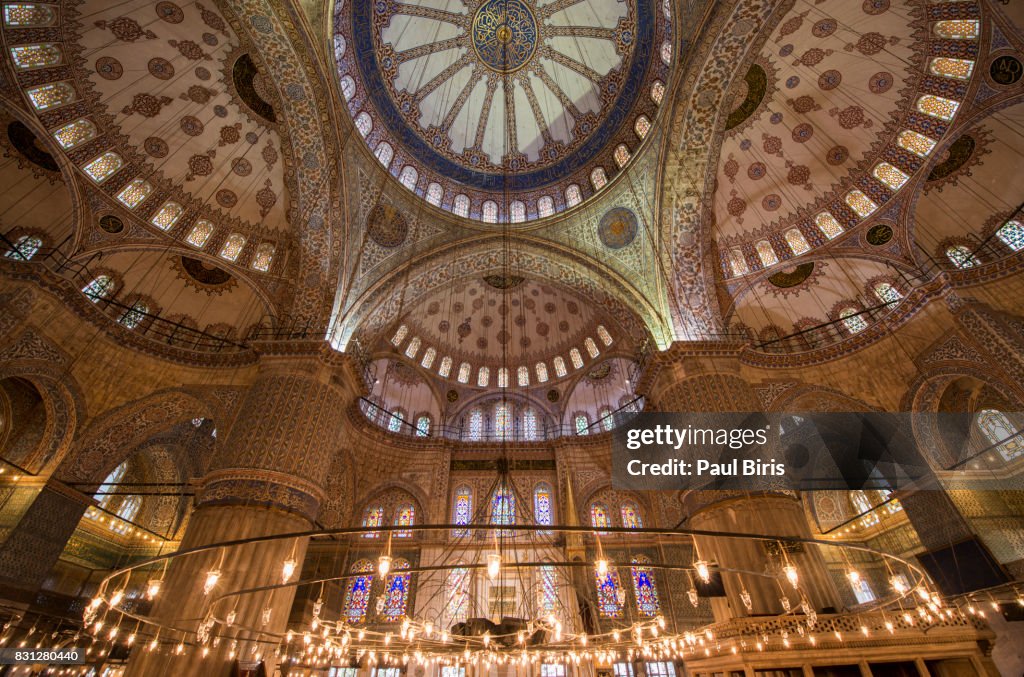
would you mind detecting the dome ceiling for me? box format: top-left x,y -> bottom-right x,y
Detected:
333,0 -> 672,223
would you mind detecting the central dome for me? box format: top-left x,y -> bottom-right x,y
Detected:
333,0 -> 673,223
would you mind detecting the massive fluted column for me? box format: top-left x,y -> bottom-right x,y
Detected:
124,349 -> 357,677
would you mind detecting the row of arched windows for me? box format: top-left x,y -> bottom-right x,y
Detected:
591,500 -> 644,529
451,483 -> 554,536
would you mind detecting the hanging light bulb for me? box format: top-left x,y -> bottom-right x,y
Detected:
847,569 -> 861,584
127,632 -> 136,646
109,589 -> 124,606
282,557 -> 298,583
203,569 -> 221,595
596,558 -> 609,577
694,560 -> 710,584
487,553 -> 501,580
890,575 -> 907,594
687,588 -> 698,607
261,606 -> 272,626
226,609 -> 237,626
740,588 -> 752,611
146,579 -> 162,600
378,554 -> 393,577
783,564 -> 798,588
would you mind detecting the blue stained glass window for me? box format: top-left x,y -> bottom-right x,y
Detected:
620,502 -> 643,529
996,220 -> 1024,252
446,565 -> 470,622
594,567 -> 624,618
523,408 -> 538,440
630,556 -> 660,617
491,486 -> 515,535
343,560 -> 375,623
382,559 -> 411,621
468,408 -> 484,440
394,504 -> 414,538
539,565 -> 558,614
495,402 -> 512,439
453,485 -> 472,537
534,483 -> 553,532
591,502 -> 611,530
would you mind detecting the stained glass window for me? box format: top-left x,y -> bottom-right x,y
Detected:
565,184 -> 582,207
635,115 -> 651,139
113,179 -> 151,210
897,129 -> 936,157
916,94 -> 959,122
872,163 -> 909,191
83,152 -> 123,183
840,308 -> 868,334
646,663 -> 676,677
4,4 -> 55,27
614,664 -> 635,677
756,240 -> 778,266
660,41 -> 672,65
584,337 -> 599,358
477,366 -> 490,387
536,362 -> 549,383
785,228 -> 811,254
4,235 -> 42,260
620,502 -> 642,529
553,356 -> 567,377
405,336 -> 421,359
340,75 -> 355,101
599,408 -> 614,432
374,142 -> 394,168
933,19 -> 979,39
362,506 -> 384,538
542,665 -> 566,677
355,112 -> 372,137
518,365 -> 530,387
631,556 -> 660,617
110,495 -> 141,534
946,244 -> 976,268
446,566 -> 470,622
591,167 -> 608,191
539,565 -> 558,615
334,33 -> 347,58
387,410 -> 404,433
119,301 -> 149,330
495,402 -> 512,439
93,462 -> 127,509
497,367 -> 509,388
468,408 -> 484,441
453,485 -> 472,536
151,202 -> 183,230
391,325 -> 408,346
534,483 -> 553,529
252,243 -> 275,272
929,57 -> 974,80
591,502 -> 611,529
10,43 -> 61,69
596,325 -> 613,346
614,144 -> 631,168
53,119 -> 96,149
996,220 -> 1024,251
491,486 -> 515,528
457,362 -> 471,384
523,408 -> 538,440
538,196 -> 555,217
82,275 -> 114,301
416,415 -> 430,437
438,356 -> 452,377
399,165 -> 418,191
186,220 -> 214,248
845,190 -> 879,218
343,560 -> 375,623
27,82 -> 75,110
651,80 -> 665,105
874,282 -> 902,304
219,233 -> 246,261
852,577 -> 875,604
510,201 -> 526,223
453,194 -> 470,217
575,414 -> 589,435
729,249 -> 749,275
570,348 -> 583,369
977,410 -> 1023,461
421,346 -> 436,368
815,212 -> 843,239
426,182 -> 443,206
594,567 -> 624,618
394,504 -> 415,537
482,200 -> 498,223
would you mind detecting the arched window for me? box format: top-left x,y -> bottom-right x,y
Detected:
523,408 -> 538,440
620,501 -> 642,529
591,167 -> 608,191
785,228 -> 810,255
977,410 -> 1024,461
387,410 -> 405,433
53,118 -> 96,149
83,151 -> 123,183
651,80 -> 665,105
248,242 -> 274,272
94,463 -> 127,510
539,565 -> 558,615
584,337 -> 599,358
916,94 -> 959,122
517,365 -> 530,387
851,490 -> 879,526
565,184 -> 582,207
362,505 -> 384,538
394,504 -> 415,538
845,190 -> 878,219
116,179 -> 152,209
355,112 -> 373,137
614,144 -> 630,168
872,162 -> 909,191
630,556 -> 660,617
82,275 -> 114,301
996,220 -> 1024,251
5,235 -> 42,260
421,347 -> 436,369
438,356 -> 452,377
553,356 -> 567,377
457,362 -> 471,383
468,408 -> 484,441
219,233 -> 247,261
119,300 -> 149,330
840,308 -> 868,334
415,415 -> 430,437
453,485 -> 473,537
453,194 -> 470,217
340,75 -> 356,101
426,182 -> 443,206
477,366 -> 490,388
896,129 -> 936,157
575,414 -> 589,435
110,495 -> 141,534
404,336 -> 421,359
569,349 -> 583,369
491,486 -> 515,530
374,142 -> 394,168
634,115 -> 651,139
399,165 -> 418,191
510,200 -> 526,223
534,483 -> 553,530
10,43 -> 61,69
342,560 -> 375,623
594,567 -> 624,618
482,200 -> 498,223
599,407 -> 614,432
660,41 -> 672,65
729,249 -> 748,276
495,402 -> 512,439
874,282 -> 902,305
815,212 -> 843,239
497,367 -> 509,388
946,245 -> 976,269
27,81 -> 75,111
755,240 -> 778,267
933,19 -> 979,40
851,576 -> 875,604
3,4 -> 55,27
186,220 -> 214,248
536,362 -> 549,383
445,565 -> 470,622
391,324 -> 408,346
538,196 -> 555,217
590,502 -> 610,529
151,202 -> 183,230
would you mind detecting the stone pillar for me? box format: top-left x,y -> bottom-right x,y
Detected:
685,491 -> 841,621
124,352 -> 354,677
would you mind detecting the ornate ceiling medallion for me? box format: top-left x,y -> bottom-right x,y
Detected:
472,0 -> 538,74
